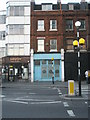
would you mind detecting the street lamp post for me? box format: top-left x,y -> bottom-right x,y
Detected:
75,21 -> 81,96
73,21 -> 85,96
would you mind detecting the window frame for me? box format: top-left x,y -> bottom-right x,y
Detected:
50,39 -> 57,52
37,39 -> 44,52
66,19 -> 73,31
50,20 -> 57,31
37,20 -> 45,31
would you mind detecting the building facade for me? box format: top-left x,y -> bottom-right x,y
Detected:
0,10 -> 6,79
30,0 -> 90,82
2,0 -> 31,81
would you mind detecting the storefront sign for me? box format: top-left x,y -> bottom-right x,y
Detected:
10,57 -> 22,63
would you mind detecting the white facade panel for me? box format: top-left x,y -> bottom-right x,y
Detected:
24,35 -> 30,43
6,17 -> 24,25
0,25 -> 6,31
0,41 -> 6,47
6,35 -> 25,43
24,44 -> 30,55
25,7 -> 30,16
24,17 -> 30,24
24,25 -> 30,34
6,1 -> 30,7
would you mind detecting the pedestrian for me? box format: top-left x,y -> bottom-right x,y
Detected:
52,74 -> 54,84
85,70 -> 88,83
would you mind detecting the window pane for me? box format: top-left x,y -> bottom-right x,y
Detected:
9,25 -> 24,34
34,60 -> 40,65
54,60 -> 60,65
66,20 -> 73,30
42,5 -> 52,11
0,15 -> 6,24
0,31 -> 5,40
66,40 -> 73,44
38,40 -> 44,52
38,20 -> 44,31
42,60 -> 46,64
79,20 -> 85,30
66,45 -> 73,50
50,40 -> 57,50
50,20 -> 57,29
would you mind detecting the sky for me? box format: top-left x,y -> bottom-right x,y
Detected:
0,0 -> 90,11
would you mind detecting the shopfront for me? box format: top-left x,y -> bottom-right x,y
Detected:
33,53 -> 62,81
2,56 -> 30,81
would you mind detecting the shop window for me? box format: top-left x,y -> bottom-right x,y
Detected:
54,60 -> 60,65
48,60 -> 52,64
34,60 -> 40,66
42,60 -> 46,64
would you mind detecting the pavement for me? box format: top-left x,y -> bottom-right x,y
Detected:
0,79 -> 90,100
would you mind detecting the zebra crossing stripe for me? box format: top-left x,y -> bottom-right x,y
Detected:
67,110 -> 75,117
63,102 -> 69,107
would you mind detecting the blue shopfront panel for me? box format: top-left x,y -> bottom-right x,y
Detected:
34,53 -> 61,81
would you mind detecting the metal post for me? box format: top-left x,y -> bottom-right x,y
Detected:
51,58 -> 54,84
77,30 -> 81,96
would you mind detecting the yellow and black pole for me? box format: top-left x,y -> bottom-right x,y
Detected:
73,36 -> 85,96
51,57 -> 54,84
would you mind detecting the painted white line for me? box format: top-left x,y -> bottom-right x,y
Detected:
30,101 -> 62,104
15,98 -> 53,102
85,102 -> 88,104
6,100 -> 28,104
63,102 -> 69,107
67,110 -> 75,117
0,95 -> 5,98
29,93 -> 36,95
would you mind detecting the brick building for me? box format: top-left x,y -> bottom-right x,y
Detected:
30,0 -> 90,82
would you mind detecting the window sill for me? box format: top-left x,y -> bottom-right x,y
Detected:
49,29 -> 57,31
37,29 -> 45,32
66,29 -> 74,31
37,50 -> 45,52
50,50 -> 57,52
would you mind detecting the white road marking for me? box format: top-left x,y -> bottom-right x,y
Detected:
29,93 -> 36,95
30,101 -> 62,104
63,102 -> 69,107
85,102 -> 88,104
6,100 -> 28,104
67,110 -> 75,117
4,98 -> 62,104
57,88 -> 62,95
0,95 -> 5,98
16,98 -> 53,102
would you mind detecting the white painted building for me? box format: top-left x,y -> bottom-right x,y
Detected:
2,0 -> 31,81
0,10 -> 6,78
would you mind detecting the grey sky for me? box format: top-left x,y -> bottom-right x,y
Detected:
0,0 -> 90,11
